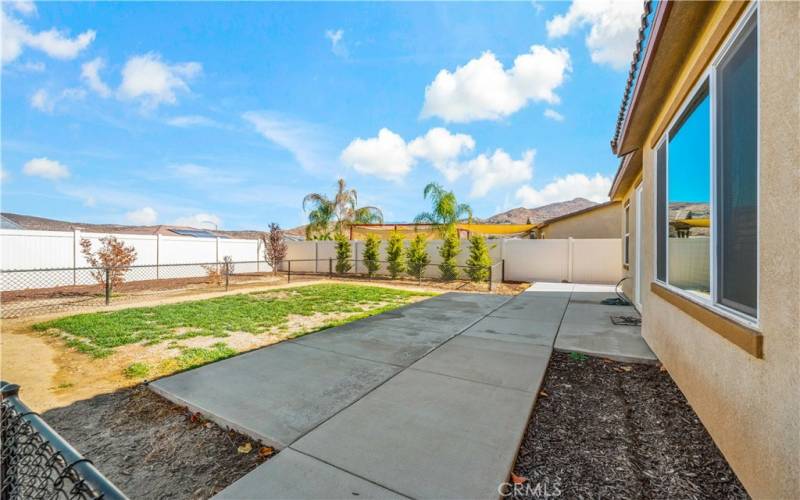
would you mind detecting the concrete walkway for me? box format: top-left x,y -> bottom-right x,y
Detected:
150,285 -> 655,499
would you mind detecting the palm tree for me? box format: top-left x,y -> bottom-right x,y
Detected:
303,178 -> 383,239
413,182 -> 472,236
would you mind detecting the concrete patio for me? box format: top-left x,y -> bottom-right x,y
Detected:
150,283 -> 654,499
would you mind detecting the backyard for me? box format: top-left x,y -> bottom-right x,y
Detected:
1,283 -> 434,411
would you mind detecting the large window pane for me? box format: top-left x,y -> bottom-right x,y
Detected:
667,85 -> 711,297
717,16 -> 758,316
656,142 -> 667,282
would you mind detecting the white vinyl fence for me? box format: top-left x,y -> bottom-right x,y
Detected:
0,229 -> 268,290
0,228 -> 622,291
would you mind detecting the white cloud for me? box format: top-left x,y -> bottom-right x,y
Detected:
544,108 -> 565,122
166,115 -> 218,128
2,8 -> 95,65
9,1 -> 37,16
325,28 -> 348,58
408,127 -> 475,182
18,60 -> 45,71
125,206 -> 158,225
118,53 -> 201,109
243,111 -> 330,173
463,149 -> 534,198
341,128 -> 415,182
81,57 -> 111,97
547,0 -> 642,70
0,168 -> 9,182
173,213 -> 221,229
515,173 -> 612,207
22,157 -> 70,180
421,45 -> 571,123
29,87 -> 86,112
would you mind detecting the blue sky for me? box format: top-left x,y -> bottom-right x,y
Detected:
1,0 -> 644,230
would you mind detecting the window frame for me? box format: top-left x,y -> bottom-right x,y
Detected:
623,200 -> 631,267
652,2 -> 759,329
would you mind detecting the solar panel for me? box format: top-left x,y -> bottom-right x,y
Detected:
171,229 -> 218,238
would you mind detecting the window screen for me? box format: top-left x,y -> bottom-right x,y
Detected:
716,15 -> 758,316
656,142 -> 667,282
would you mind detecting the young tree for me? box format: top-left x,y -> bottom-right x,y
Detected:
438,228 -> 460,280
362,234 -> 381,278
80,236 -> 138,289
405,233 -> 430,282
334,232 -> 352,274
261,223 -> 288,275
386,231 -> 405,279
466,235 -> 492,282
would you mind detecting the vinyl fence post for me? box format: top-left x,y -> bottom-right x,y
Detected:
104,268 -> 111,305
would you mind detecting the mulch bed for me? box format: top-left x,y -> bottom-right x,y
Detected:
43,386 -> 272,499
510,352 -> 749,499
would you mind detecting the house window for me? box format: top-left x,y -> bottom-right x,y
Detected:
623,201 -> 631,266
655,7 -> 758,321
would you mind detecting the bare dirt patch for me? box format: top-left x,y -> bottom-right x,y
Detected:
42,386 -> 272,499
510,352 -> 748,499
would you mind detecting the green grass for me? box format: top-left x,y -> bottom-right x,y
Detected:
123,362 -> 150,379
34,284 -> 433,358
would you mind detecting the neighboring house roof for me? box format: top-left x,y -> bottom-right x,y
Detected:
536,201 -> 619,229
0,215 -> 22,229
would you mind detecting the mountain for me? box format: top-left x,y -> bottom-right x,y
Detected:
482,198 -> 599,225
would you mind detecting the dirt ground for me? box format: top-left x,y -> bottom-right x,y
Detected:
42,385 -> 271,499
510,352 -> 748,499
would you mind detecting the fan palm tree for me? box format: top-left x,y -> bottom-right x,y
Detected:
303,178 -> 383,239
413,182 -> 472,236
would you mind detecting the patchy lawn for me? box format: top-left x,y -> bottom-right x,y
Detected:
33,284 -> 432,358
17,284 -> 433,399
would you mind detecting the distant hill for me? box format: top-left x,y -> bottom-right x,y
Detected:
482,198 -> 599,225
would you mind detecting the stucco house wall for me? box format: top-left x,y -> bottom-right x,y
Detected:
619,2 -> 800,498
539,202 -> 621,240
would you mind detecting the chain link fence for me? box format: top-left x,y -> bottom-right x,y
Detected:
1,258 -> 505,318
1,382 -> 127,500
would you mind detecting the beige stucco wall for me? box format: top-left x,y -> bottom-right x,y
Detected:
625,2 -> 800,498
539,203 -> 621,240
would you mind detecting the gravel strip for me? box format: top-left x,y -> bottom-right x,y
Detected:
510,352 -> 749,499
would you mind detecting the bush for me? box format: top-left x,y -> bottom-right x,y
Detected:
335,233 -> 352,274
386,231 -> 405,278
362,234 -> 381,278
405,233 -> 430,281
466,235 -> 492,282
438,228 -> 460,280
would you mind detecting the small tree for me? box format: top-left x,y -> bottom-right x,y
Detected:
261,223 -> 288,275
362,234 -> 381,278
386,231 -> 405,279
334,232 -> 352,274
438,228 -> 460,280
405,233 -> 430,281
80,236 -> 137,289
202,256 -> 235,286
466,235 -> 492,282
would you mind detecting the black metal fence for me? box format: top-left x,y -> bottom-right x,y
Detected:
0,258 -> 505,318
0,382 -> 127,500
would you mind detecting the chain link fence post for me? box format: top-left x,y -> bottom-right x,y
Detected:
488,264 -> 493,292
288,260 -> 292,283
224,261 -> 230,291
104,268 -> 111,305
329,258 -> 333,279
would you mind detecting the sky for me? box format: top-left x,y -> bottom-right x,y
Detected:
1,0 -> 645,230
